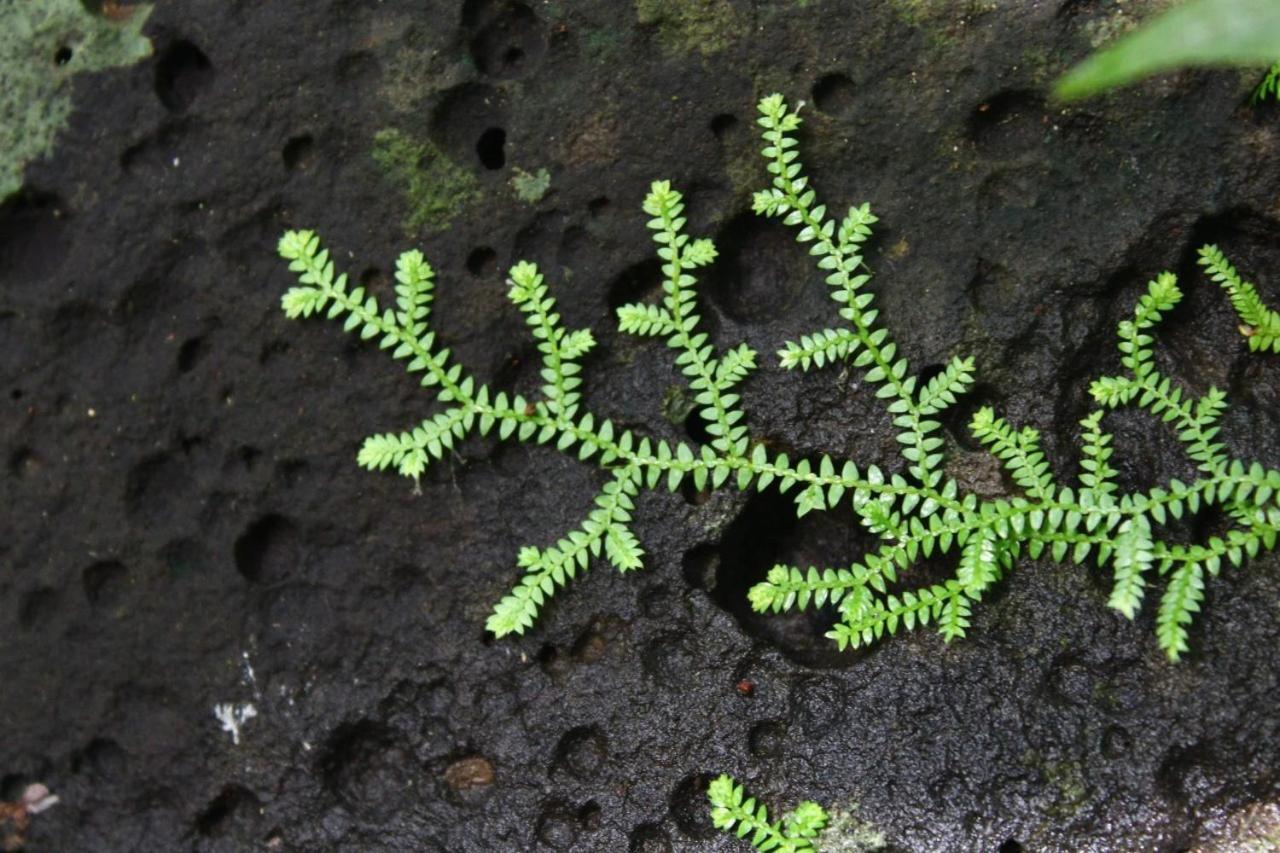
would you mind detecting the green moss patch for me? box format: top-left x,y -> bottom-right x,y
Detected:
372,128 -> 481,232
634,0 -> 742,56
0,0 -> 153,200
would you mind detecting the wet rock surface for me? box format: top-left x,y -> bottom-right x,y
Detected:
2,1 -> 1279,850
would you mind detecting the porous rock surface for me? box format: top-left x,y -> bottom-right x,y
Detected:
1,1 -> 1279,850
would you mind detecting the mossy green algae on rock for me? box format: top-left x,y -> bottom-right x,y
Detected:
0,0 -> 153,200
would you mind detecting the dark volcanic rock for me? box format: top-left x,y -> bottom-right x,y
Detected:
2,1 -> 1279,851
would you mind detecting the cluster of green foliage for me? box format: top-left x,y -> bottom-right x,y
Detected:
280,94 -> 1280,661
1054,0 -> 1280,101
1252,62 -> 1280,103
1200,245 -> 1280,352
0,0 -> 152,200
708,775 -> 828,853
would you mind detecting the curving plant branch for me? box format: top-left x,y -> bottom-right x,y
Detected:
278,94 -> 1280,661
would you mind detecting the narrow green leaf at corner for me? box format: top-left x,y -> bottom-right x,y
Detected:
1054,0 -> 1280,101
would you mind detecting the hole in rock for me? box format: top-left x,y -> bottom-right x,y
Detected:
713,489 -> 880,668
682,408 -> 713,446
155,40 -> 214,112
319,721 -> 412,820
607,257 -> 663,314
749,720 -> 788,758
358,266 -> 391,301
196,784 -> 259,837
578,801 -> 602,830
469,2 -> 546,78
550,726 -> 607,780
0,190 -> 71,280
707,213 -> 811,324
680,477 -> 712,507
8,447 -> 37,479
282,134 -> 315,171
82,560 -> 128,606
681,544 -> 718,592
940,381 -> 1002,453
177,336 -> 204,373
73,738 -> 127,779
431,82 -> 508,166
233,514 -> 299,583
18,588 -> 59,630
967,90 -> 1045,154
571,614 -> 624,663
476,127 -> 506,169
710,113 -> 738,140
467,246 -> 498,277
629,823 -> 672,853
536,799 -> 579,849
670,773 -> 718,839
812,73 -> 857,116
54,46 -> 73,65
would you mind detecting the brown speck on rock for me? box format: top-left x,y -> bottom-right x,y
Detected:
444,755 -> 495,790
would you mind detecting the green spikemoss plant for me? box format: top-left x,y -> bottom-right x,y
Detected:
1199,244 -> 1280,352
708,775 -> 828,853
278,93 -> 1280,661
1253,61 -> 1280,104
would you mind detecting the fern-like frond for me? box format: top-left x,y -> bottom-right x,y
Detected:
617,302 -> 675,336
828,581 -> 965,650
1198,244 -> 1280,353
917,355 -> 976,414
1108,515 -> 1154,620
1253,61 -> 1280,104
358,406 -> 471,480
279,95 -> 1280,662
708,775 -> 828,853
1156,559 -> 1204,661
617,180 -> 756,459
970,407 -> 1057,500
778,328 -> 861,370
755,94 -> 966,491
508,260 -> 595,421
486,468 -> 642,637
1078,410 -> 1119,500
1090,269 -> 1232,472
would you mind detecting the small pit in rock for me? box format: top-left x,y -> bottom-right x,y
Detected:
707,213 -> 812,323
282,134 -> 315,171
468,2 -> 547,78
711,489 -> 878,668
550,726 -> 607,781
155,40 -> 214,112
233,514 -> 300,583
669,773 -> 718,839
812,73 -> 857,117
82,560 -> 128,607
476,127 -> 506,170
467,246 -> 498,277
319,721 -> 414,819
195,784 -> 259,837
629,823 -> 672,853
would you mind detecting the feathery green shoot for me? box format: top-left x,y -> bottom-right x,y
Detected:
278,94 -> 1280,662
708,775 -> 828,853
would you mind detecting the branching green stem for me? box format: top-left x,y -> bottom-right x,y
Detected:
279,93 -> 1280,662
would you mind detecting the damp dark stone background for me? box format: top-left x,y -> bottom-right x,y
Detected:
2,1 -> 1280,851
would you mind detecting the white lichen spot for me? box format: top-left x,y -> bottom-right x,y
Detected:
213,702 -> 258,745
21,783 -> 59,815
